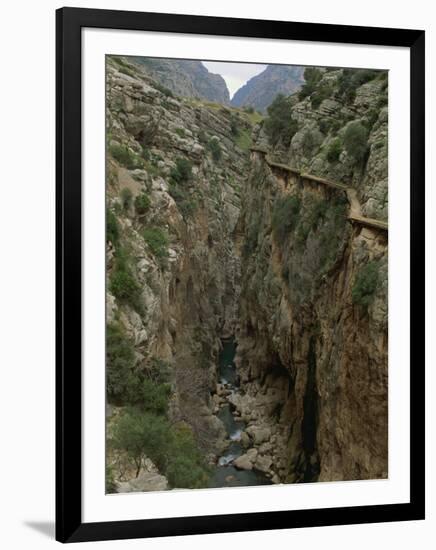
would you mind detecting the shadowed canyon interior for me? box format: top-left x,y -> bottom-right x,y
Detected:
105,56 -> 388,493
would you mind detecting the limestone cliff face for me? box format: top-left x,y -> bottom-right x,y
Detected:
131,57 -> 230,104
105,56 -> 250,487
231,68 -> 388,483
234,149 -> 388,483
231,65 -> 304,112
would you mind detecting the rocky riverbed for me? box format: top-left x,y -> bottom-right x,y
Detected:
209,339 -> 276,486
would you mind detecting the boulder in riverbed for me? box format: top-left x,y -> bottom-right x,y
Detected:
234,448 -> 258,470
246,425 -> 271,445
254,454 -> 273,473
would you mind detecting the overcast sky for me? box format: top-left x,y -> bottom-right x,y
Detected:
202,61 -> 267,98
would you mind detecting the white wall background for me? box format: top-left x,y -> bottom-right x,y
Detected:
0,0 -> 433,548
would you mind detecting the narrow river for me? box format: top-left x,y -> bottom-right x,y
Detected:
209,338 -> 271,488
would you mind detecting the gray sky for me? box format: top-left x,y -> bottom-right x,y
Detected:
202,61 -> 267,98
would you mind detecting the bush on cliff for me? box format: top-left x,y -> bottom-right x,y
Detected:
109,144 -> 143,170
272,195 -> 302,246
170,157 -> 193,184
264,94 -> 298,147
106,322 -> 137,403
310,82 -> 334,109
352,260 -> 380,308
165,424 -> 211,489
109,248 -> 142,311
134,192 -> 151,215
344,121 -> 368,163
326,138 -> 342,163
337,68 -> 380,103
298,67 -> 322,101
143,227 -> 169,265
120,188 -> 133,211
207,137 -> 222,162
112,408 -> 171,477
107,210 -> 120,245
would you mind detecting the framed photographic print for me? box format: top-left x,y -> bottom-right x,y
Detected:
56,7 -> 425,543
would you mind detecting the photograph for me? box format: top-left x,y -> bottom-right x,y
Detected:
105,55 -> 389,493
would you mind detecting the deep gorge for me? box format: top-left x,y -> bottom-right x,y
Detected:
106,56 -> 388,492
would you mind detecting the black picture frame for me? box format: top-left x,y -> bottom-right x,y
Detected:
56,6 -> 425,543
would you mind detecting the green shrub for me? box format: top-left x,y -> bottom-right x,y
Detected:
364,108 -> 380,131
337,68 -> 380,104
138,379 -> 171,415
326,138 -> 342,163
230,118 -> 239,136
296,198 -> 329,246
118,65 -> 135,78
165,424 -> 210,489
352,260 -> 380,308
107,210 -> 119,245
111,410 -> 209,487
154,82 -> 174,97
112,408 -> 172,476
207,138 -> 222,162
264,94 -> 298,147
168,183 -> 197,218
146,358 -> 172,384
175,128 -> 185,138
307,199 -> 328,230
344,121 -> 368,162
143,227 -> 169,262
109,144 -> 142,169
106,464 -> 117,493
170,157 -> 193,184
120,188 -> 133,211
316,198 -> 348,272
298,67 -> 323,101
310,83 -> 333,109
134,192 -> 151,215
243,105 -> 255,114
272,195 -> 302,245
109,248 -> 142,310
141,147 -> 150,161
106,322 -> 136,403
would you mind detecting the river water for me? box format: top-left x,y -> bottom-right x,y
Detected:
208,339 -> 271,488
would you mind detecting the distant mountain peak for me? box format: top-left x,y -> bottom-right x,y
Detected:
132,57 -> 230,104
231,65 -> 304,112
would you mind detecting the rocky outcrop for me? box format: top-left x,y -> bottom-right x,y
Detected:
116,470 -> 168,493
231,65 -> 304,112
131,57 -> 230,104
269,68 -> 389,220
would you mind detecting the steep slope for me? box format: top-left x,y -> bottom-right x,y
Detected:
231,65 -> 304,112
130,57 -> 230,104
105,56 -> 250,491
233,67 -> 388,482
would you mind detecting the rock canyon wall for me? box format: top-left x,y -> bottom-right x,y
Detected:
105,58 -> 388,491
